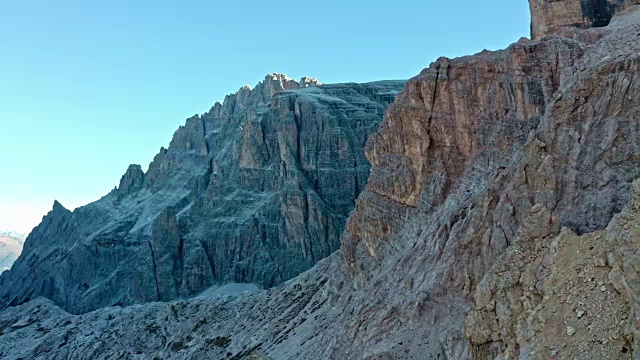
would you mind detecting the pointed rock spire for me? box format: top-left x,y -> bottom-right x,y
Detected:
51,200 -> 70,214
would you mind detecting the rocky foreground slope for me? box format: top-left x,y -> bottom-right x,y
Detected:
1,1 -> 639,359
0,75 -> 404,314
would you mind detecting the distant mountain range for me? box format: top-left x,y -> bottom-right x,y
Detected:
0,231 -> 25,272
0,230 -> 26,239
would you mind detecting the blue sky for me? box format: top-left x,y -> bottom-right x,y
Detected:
0,1 -> 531,234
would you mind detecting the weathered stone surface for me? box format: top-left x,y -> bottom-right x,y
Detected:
529,0 -> 640,39
1,3 -> 640,360
116,164 -> 144,198
0,74 -> 404,314
2,172 -> 638,359
150,207 -> 183,301
464,181 -> 640,359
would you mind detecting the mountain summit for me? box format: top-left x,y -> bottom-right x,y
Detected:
0,75 -> 405,314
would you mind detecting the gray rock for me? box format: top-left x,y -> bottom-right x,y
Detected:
150,207 -> 183,301
0,74 -> 405,314
116,164 -> 145,198
1,2 -> 640,360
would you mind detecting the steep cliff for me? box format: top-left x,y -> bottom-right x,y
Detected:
0,74 -> 405,314
0,2 -> 639,360
529,0 -> 640,39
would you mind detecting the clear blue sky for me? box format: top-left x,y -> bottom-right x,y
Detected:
0,0 -> 530,234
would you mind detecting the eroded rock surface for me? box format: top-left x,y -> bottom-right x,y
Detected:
0,74 -> 405,314
1,2 -> 639,359
465,185 -> 640,359
529,0 -> 640,39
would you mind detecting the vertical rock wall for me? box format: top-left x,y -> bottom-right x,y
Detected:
529,0 -> 640,39
0,75 -> 405,314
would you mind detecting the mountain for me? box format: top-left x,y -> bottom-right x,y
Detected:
0,232 -> 24,272
0,231 -> 26,239
1,1 -> 640,359
0,74 -> 405,314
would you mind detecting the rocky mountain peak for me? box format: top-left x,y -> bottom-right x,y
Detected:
529,0 -> 640,39
116,164 -> 145,198
218,73 -> 320,116
299,76 -> 321,87
264,73 -> 321,91
0,74 -> 405,314
51,200 -> 69,215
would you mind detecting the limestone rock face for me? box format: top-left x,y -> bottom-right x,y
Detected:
150,207 -> 183,302
0,74 -> 404,314
464,181 -> 640,358
529,0 -> 640,39
1,4 -> 640,360
116,164 -> 145,198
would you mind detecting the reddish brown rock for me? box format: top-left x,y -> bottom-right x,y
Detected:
344,35 -> 583,273
529,0 -> 640,40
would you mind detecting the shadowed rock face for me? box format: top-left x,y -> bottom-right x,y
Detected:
529,0 -> 640,39
0,74 -> 405,314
